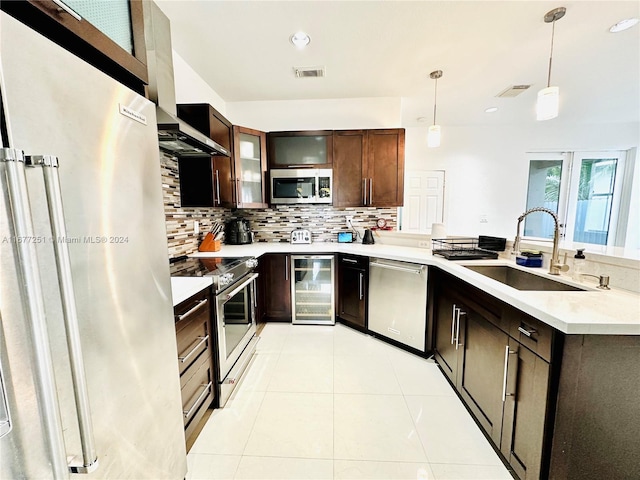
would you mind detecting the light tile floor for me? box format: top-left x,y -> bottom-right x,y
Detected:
187,323 -> 514,480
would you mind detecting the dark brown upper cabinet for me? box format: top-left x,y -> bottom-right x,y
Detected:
267,131 -> 333,168
333,129 -> 405,207
177,104 -> 234,155
1,0 -> 148,93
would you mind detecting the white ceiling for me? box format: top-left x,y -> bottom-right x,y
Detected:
155,1 -> 640,127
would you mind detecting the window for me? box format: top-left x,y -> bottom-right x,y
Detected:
524,151 -> 630,247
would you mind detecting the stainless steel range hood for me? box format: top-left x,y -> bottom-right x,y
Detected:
143,3 -> 228,157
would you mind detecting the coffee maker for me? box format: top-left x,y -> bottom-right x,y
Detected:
225,218 -> 253,245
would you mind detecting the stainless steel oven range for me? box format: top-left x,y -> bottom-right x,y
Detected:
170,256 -> 259,406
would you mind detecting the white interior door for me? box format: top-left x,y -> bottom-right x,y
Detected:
400,170 -> 445,233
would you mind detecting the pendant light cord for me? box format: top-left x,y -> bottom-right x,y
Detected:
432,77 -> 438,125
547,19 -> 556,88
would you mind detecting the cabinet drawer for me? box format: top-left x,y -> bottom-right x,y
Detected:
175,290 -> 211,374
338,254 -> 368,269
180,351 -> 214,426
509,310 -> 554,362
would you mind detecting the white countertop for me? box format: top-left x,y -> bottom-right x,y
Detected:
170,276 -> 213,307
188,242 -> 640,335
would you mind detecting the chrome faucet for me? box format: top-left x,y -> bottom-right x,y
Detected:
512,207 -> 569,276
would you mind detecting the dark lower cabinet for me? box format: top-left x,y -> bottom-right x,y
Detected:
174,287 -> 216,450
336,254 -> 368,329
258,253 -> 292,322
432,269 -> 553,479
501,337 -> 550,480
458,307 -> 509,445
432,268 -> 639,480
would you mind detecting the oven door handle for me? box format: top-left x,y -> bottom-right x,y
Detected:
222,273 -> 259,301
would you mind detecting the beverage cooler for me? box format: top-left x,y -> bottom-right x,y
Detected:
291,255 -> 335,325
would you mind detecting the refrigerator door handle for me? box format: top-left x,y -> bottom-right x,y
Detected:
27,155 -> 99,474
1,149 -> 70,479
0,360 -> 11,438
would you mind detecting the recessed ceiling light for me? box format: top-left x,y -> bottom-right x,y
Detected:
485,107 -> 498,113
609,18 -> 639,33
290,31 -> 311,48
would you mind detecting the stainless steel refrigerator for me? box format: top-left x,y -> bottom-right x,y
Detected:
0,12 -> 187,480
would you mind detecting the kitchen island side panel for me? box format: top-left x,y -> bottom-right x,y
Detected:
549,334 -> 640,480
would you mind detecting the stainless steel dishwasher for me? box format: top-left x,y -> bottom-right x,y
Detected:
368,258 -> 428,351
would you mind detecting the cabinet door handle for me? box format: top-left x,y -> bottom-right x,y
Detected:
451,304 -> 457,345
52,0 -> 82,20
215,170 -> 221,205
285,256 -> 289,281
518,325 -> 536,337
358,272 -> 364,300
342,258 -> 358,264
369,178 -> 373,205
178,335 -> 209,363
175,299 -> 208,322
363,179 -> 368,205
455,309 -> 465,350
502,345 -> 518,402
183,382 -> 212,419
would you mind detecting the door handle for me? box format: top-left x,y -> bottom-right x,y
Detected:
502,345 -> 518,402
363,178 -> 367,205
29,155 -> 99,473
215,169 -> 221,205
285,256 -> 289,281
451,304 -> 457,345
174,299 -> 208,321
358,272 -> 364,300
1,149 -> 73,478
183,382 -> 212,419
178,335 -> 209,364
369,178 -> 373,205
455,308 -> 465,350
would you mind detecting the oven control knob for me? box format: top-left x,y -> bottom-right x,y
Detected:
246,258 -> 258,269
219,273 -> 234,288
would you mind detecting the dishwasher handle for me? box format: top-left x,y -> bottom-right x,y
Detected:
370,261 -> 425,275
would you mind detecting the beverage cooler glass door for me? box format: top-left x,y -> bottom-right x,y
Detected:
291,255 -> 335,325
216,273 -> 258,380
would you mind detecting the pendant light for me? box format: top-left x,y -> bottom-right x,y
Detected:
536,7 -> 566,121
428,70 -> 443,147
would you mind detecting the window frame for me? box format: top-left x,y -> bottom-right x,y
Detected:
524,150 -> 630,247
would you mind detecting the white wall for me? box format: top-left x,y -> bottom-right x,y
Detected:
172,50 -> 227,115
170,59 -> 639,251
405,122 -> 640,243
226,97 -> 401,131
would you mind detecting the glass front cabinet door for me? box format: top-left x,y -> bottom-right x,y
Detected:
233,126 -> 267,208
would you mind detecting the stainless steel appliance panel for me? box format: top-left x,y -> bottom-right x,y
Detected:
216,273 -> 258,406
368,259 -> 428,351
0,12 -> 186,479
269,168 -> 332,204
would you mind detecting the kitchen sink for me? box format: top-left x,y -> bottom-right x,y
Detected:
464,265 -> 587,291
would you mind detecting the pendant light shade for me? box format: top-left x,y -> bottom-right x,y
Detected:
536,7 -> 566,121
536,86 -> 560,120
428,70 -> 443,148
427,125 -> 441,148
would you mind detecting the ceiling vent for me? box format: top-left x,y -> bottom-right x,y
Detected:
294,66 -> 325,78
496,85 -> 532,98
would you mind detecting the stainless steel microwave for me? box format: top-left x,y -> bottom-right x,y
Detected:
270,168 -> 332,204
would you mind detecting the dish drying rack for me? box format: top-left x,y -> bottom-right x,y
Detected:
432,237 -> 501,260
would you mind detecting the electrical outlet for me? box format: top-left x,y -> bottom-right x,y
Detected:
194,220 -> 200,234
346,215 -> 354,228
418,240 -> 430,248
480,214 -> 489,224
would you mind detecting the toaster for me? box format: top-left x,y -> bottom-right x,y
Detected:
291,229 -> 312,244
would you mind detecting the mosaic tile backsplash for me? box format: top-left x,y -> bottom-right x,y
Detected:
161,152 -> 397,256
